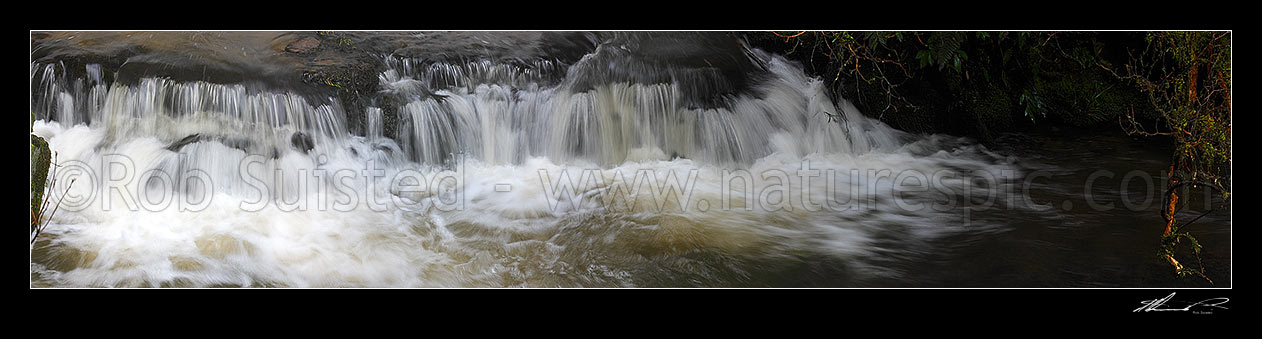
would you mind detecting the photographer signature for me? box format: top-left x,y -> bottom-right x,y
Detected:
1134,292 -> 1229,313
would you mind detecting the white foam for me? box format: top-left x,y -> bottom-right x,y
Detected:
30,52 -> 1018,287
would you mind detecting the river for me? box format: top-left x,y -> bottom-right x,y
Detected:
28,31 -> 1230,287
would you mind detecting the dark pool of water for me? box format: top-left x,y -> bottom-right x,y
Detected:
870,131 -> 1231,288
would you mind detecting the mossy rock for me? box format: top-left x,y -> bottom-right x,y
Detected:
31,135 -> 50,227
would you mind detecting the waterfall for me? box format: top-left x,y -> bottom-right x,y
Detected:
372,49 -> 909,167
29,34 -> 1016,287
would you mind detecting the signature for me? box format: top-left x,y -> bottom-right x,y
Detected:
1134,292 -> 1229,313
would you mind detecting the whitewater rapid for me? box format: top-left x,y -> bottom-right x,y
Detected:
30,45 -> 1022,287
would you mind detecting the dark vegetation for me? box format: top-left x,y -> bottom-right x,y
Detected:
1113,32 -> 1231,283
744,31 -> 1231,284
742,31 -> 1160,140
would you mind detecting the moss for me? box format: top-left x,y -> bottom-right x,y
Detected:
296,32 -> 386,139
31,135 -> 50,227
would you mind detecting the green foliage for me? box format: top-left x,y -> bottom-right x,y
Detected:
1112,31 -> 1231,282
915,32 -> 969,73
1018,88 -> 1047,123
1121,32 -> 1231,192
325,77 -> 344,89
771,31 -> 920,116
765,31 -> 1210,137
317,31 -> 356,48
1158,228 -> 1211,283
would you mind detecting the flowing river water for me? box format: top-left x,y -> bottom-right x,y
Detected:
28,32 -> 1230,287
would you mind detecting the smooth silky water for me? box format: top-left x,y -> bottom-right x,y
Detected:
29,33 -> 1229,287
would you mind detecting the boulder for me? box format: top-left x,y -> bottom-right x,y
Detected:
285,37 -> 321,54
31,135 -> 50,223
166,133 -> 204,152
291,131 -> 314,154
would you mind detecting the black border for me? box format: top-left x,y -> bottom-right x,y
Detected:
21,1 -> 1233,31
24,6 -> 1233,321
27,288 -> 1237,320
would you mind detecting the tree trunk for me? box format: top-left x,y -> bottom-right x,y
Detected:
1162,163 -> 1183,271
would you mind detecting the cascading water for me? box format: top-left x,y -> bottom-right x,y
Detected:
30,34 -> 1021,287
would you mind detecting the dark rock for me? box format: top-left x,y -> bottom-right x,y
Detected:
564,32 -> 768,110
31,135 -> 51,220
166,134 -> 204,152
312,57 -> 340,66
291,131 -> 314,154
286,37 -> 321,54
30,32 -> 316,99
167,134 -> 261,154
537,32 -> 600,64
218,137 -> 254,151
